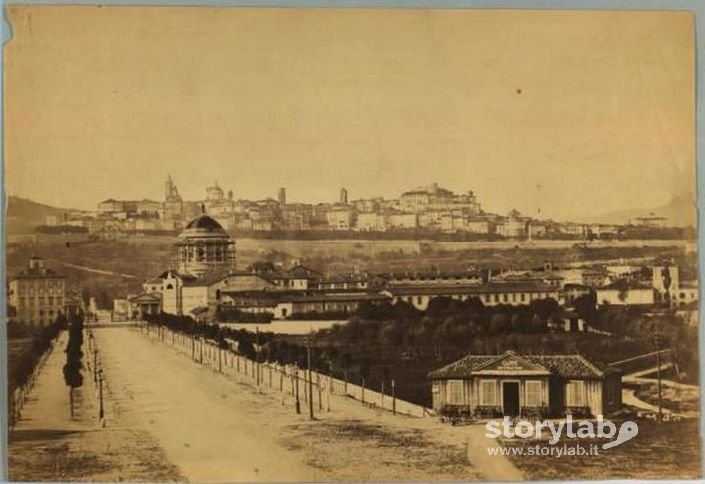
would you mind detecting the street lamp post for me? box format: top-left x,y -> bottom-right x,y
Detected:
654,326 -> 663,423
98,369 -> 104,421
295,365 -> 301,415
307,336 -> 314,420
93,349 -> 98,385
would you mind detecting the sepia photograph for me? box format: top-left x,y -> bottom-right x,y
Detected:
2,4 -> 701,481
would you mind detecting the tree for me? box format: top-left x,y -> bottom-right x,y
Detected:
573,293 -> 597,322
247,261 -> 277,274
530,298 -> 560,320
489,313 -> 510,333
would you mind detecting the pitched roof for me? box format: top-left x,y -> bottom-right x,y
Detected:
385,282 -> 558,297
128,292 -> 162,303
429,351 -> 609,380
183,269 -> 233,287
10,267 -> 65,281
223,290 -> 390,304
287,265 -> 322,278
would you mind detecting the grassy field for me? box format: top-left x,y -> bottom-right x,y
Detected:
504,419 -> 701,480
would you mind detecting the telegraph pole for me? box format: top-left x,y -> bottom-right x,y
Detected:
256,328 -> 260,387
295,364 -> 301,414
307,335 -> 314,420
93,349 -> 98,384
392,379 -> 396,415
98,369 -> 104,421
654,325 -> 663,423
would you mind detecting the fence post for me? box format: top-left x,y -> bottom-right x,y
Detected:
381,381 -> 385,409
294,366 -> 301,414
344,370 -> 348,395
392,379 -> 396,415
361,377 -> 365,404
317,373 -> 322,411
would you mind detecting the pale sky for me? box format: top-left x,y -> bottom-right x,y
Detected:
4,7 -> 695,220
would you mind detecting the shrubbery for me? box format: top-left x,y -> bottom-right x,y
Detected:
8,315 -> 67,394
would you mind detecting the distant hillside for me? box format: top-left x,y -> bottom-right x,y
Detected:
585,192 -> 697,227
4,196 -> 77,235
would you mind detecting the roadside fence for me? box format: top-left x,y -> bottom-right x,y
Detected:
141,323 -> 434,418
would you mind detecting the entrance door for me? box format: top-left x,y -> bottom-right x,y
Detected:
502,382 -> 520,416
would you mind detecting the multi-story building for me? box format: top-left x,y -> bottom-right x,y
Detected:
633,215 -> 668,228
383,282 -> 562,311
400,183 -> 481,215
356,212 -> 387,231
281,203 -> 312,230
466,218 -> 491,234
7,257 -> 67,326
387,212 -> 418,230
326,206 -> 355,230
352,198 -> 382,213
97,198 -> 124,214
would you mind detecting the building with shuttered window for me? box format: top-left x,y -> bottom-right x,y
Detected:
428,351 -> 621,418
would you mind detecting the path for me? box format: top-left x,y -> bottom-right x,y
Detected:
54,261 -> 136,279
465,425 -> 524,480
624,364 -> 699,391
622,388 -> 675,415
97,326 -> 508,481
94,326 -> 322,481
11,331 -> 87,431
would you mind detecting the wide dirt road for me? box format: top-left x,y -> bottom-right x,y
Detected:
94,326 -> 316,481
93,326 -> 489,481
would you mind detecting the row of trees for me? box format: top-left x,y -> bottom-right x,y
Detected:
144,314 -> 334,374
63,313 -> 85,418
354,297 -> 561,332
7,316 -> 67,395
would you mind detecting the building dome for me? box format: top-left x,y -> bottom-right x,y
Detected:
179,215 -> 228,240
176,215 -> 235,277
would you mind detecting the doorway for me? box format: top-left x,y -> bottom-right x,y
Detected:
502,382 -> 520,416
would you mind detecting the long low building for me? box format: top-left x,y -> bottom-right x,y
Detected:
382,282 -> 562,310
221,290 -> 390,319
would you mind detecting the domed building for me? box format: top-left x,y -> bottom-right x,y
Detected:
176,215 -> 235,277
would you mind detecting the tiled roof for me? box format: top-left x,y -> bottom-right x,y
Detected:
129,292 -> 162,303
183,269 -> 232,287
287,265 -> 322,278
385,282 -> 558,297
429,351 -> 609,380
11,267 -> 65,280
223,290 -> 390,304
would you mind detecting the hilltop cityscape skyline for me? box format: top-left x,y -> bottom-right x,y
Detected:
6,175 -> 695,227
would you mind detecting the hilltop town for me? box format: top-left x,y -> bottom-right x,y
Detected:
34,176 -> 690,240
